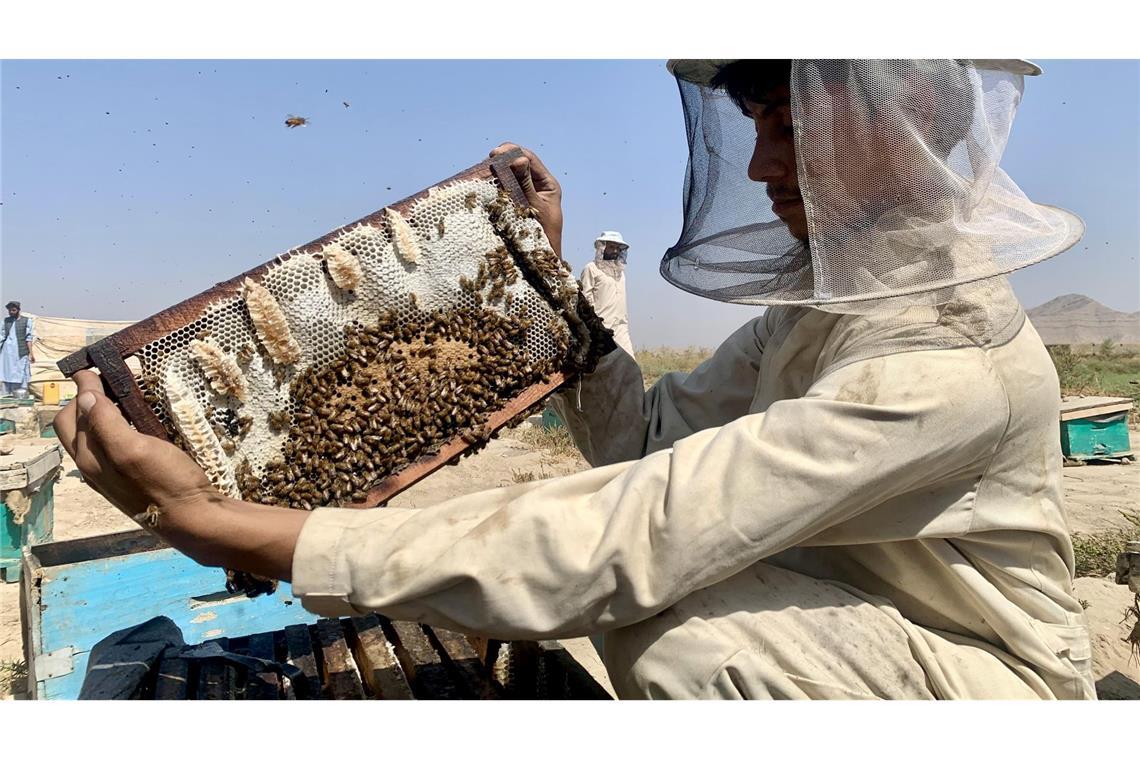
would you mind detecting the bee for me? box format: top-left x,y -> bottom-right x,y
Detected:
284,115 -> 309,128
437,218 -> 446,238
268,410 -> 292,431
135,504 -> 161,529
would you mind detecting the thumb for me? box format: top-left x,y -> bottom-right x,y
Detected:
78,392 -> 139,455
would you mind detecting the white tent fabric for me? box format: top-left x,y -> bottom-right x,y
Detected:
22,313 -> 138,400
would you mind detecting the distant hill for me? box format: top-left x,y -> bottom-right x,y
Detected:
1027,294 -> 1140,345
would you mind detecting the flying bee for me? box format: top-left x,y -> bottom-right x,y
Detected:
284,115 -> 309,128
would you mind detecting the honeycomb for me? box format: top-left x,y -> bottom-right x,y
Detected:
135,178 -> 603,514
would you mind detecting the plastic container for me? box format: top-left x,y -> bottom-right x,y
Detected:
42,382 -> 61,406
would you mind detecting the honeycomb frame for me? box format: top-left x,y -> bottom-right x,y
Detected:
58,151 -> 606,512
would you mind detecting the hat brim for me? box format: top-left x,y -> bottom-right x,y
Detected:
666,58 -> 1042,86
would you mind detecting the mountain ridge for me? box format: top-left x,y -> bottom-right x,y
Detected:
1027,293 -> 1140,345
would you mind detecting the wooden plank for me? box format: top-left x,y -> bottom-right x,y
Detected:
427,626 -> 499,699
346,616 -> 413,700
88,339 -> 168,439
314,618 -> 365,700
383,619 -> 462,699
537,642 -> 611,700
26,529 -> 162,570
242,632 -> 281,700
498,640 -> 540,699
1060,401 -> 1133,421
196,637 -> 235,700
19,550 -> 41,699
283,624 -> 322,700
153,653 -> 191,700
463,635 -> 498,668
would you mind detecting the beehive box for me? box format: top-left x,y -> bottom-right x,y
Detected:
20,530 -> 319,699
21,530 -> 610,700
1,441 -> 61,583
1059,396 -> 1134,463
58,151 -> 608,535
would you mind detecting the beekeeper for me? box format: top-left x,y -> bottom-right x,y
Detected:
55,60 -> 1095,699
580,231 -> 635,357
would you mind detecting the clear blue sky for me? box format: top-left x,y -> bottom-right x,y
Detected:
2,59 -> 1137,348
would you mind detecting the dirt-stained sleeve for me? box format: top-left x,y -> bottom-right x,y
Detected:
549,316 -> 770,465
291,346 -> 1010,640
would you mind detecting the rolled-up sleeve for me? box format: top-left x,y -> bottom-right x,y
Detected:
292,345 -> 1010,640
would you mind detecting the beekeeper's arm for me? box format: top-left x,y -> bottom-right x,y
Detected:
287,343 -> 1009,639
549,314 -> 776,466
578,263 -> 598,307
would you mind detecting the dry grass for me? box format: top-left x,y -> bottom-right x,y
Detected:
514,424 -> 582,461
1072,513 -> 1140,578
635,347 -> 714,389
1047,342 -> 1140,423
0,659 -> 27,697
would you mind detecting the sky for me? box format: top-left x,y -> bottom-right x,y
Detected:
1,59 -> 1137,349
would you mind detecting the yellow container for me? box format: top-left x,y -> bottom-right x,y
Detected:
43,382 -> 61,406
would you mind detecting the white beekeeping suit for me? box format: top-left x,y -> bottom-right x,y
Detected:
290,60 -> 1094,699
579,231 -> 635,357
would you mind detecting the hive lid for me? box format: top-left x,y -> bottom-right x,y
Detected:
0,440 -> 63,489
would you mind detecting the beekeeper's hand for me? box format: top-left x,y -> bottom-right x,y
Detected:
54,370 -> 218,521
490,143 -> 563,258
53,369 -> 308,579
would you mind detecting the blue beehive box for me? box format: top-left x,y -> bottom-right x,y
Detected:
20,530 -> 319,699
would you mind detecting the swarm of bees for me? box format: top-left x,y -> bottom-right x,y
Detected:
243,303 -> 553,509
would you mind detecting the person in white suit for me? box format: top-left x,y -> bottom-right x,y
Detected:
579,231 -> 635,357
55,59 -> 1094,699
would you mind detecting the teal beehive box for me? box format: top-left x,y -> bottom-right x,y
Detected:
1,441 -> 62,582
1059,396 -> 1134,463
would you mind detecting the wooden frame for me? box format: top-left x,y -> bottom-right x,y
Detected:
55,150 -> 570,508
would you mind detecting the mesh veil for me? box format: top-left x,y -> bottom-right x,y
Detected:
594,240 -> 628,278
662,60 -> 1084,314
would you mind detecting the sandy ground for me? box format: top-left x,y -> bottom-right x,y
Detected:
2,426 -> 1136,699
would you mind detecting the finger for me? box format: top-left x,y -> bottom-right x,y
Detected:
53,395 -> 81,459
509,155 -> 537,199
80,390 -> 143,465
489,142 -> 520,158
73,369 -> 108,399
516,147 -> 554,182
53,371 -> 102,457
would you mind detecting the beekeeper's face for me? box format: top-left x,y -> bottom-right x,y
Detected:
744,84 -> 808,242
602,242 -> 627,259
6,306 -> 18,318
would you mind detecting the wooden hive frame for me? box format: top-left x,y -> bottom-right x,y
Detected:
56,150 -> 572,509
